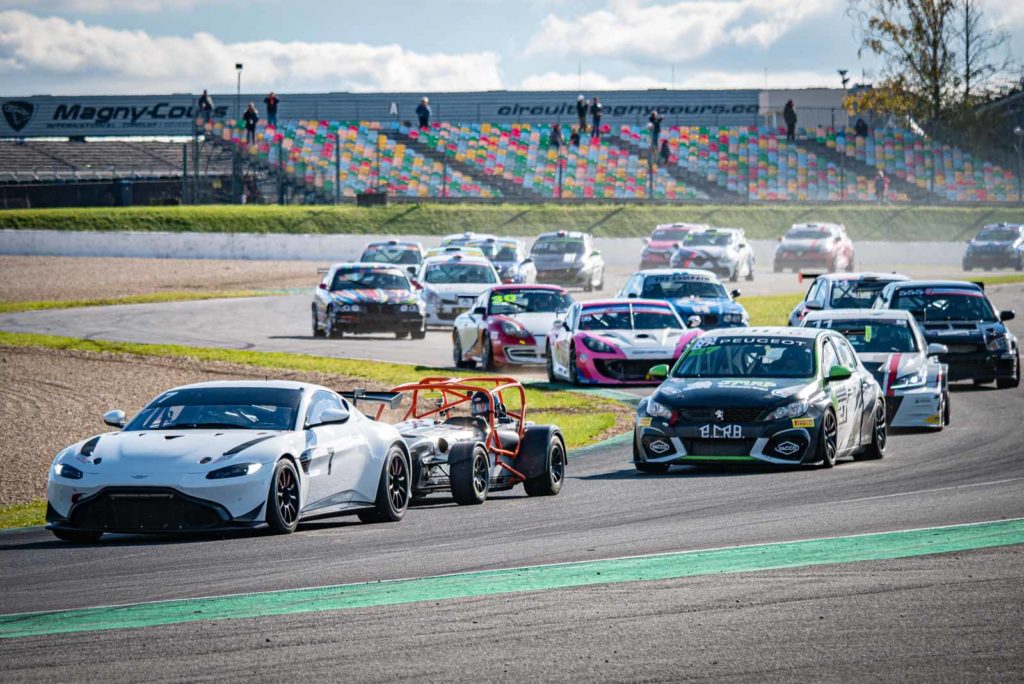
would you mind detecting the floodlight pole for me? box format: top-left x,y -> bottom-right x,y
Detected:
1015,127 -> 1024,204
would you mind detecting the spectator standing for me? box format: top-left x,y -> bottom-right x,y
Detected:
416,97 -> 431,129
875,170 -> 889,204
576,95 -> 588,133
198,89 -> 214,124
243,102 -> 259,144
659,139 -> 670,166
783,100 -> 797,142
264,92 -> 280,128
648,109 -> 664,149
550,123 -> 563,150
569,127 -> 581,147
854,117 -> 868,137
590,97 -> 603,138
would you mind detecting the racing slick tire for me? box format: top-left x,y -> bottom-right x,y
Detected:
481,338 -> 495,371
596,269 -> 605,291
818,409 -> 839,468
963,262 -> 973,272
728,266 -> 739,283
450,444 -> 490,505
357,446 -> 410,523
324,307 -> 343,339
395,331 -> 410,339
522,426 -> 566,497
583,273 -> 594,293
267,459 -> 301,534
411,327 -> 426,340
546,344 -> 558,383
745,257 -> 755,281
569,347 -> 581,386
853,400 -> 887,460
633,439 -> 669,474
312,307 -> 326,337
452,335 -> 473,369
773,262 -> 782,273
973,377 -> 994,386
51,529 -> 103,543
997,352 -> 1021,389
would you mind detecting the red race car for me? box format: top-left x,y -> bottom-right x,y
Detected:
773,222 -> 855,273
451,284 -> 574,370
640,223 -> 708,269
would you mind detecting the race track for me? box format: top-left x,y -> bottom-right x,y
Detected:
0,267 -> 1021,680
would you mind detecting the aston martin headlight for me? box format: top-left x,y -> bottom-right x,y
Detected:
206,462 -> 263,479
581,336 -> 616,353
891,369 -> 926,389
987,334 -> 1010,352
766,400 -> 809,421
646,399 -> 674,419
54,463 -> 83,480
500,320 -> 531,338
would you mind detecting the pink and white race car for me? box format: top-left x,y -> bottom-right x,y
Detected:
546,299 -> 702,385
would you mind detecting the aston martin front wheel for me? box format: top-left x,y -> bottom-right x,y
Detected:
358,446 -> 410,523
267,459 -> 301,534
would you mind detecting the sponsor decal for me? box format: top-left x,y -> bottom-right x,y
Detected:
925,414 -> 942,425
714,409 -> 725,421
775,441 -> 800,456
681,380 -> 713,391
717,379 -> 777,390
699,424 -> 743,439
659,386 -> 681,396
648,439 -> 672,454
771,385 -> 801,398
2,100 -> 35,132
791,418 -> 815,428
637,417 -> 653,427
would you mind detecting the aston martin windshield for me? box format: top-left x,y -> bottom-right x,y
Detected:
331,268 -> 410,291
579,305 -> 681,331
683,233 -> 731,247
806,319 -> 917,353
360,247 -> 421,265
488,289 -> 573,315
127,387 -> 302,431
641,275 -> 727,299
829,280 -> 889,308
674,337 -> 815,379
893,288 -> 997,323
423,263 -> 498,285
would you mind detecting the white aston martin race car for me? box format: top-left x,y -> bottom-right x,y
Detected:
802,309 -> 950,429
46,381 -> 412,542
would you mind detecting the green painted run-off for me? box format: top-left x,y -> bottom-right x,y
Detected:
2,518 -> 1022,640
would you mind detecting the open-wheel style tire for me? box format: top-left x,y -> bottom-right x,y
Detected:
451,445 -> 490,505
854,401 -> 886,460
818,409 -> 838,468
267,459 -> 301,534
51,528 -> 103,543
358,446 -> 410,523
523,430 -> 566,497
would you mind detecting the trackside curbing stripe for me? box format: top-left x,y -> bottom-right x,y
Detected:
1,518 -> 1023,640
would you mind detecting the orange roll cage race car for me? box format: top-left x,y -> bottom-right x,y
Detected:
349,376 -> 566,505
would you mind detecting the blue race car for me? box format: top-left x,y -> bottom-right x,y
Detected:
617,268 -> 748,330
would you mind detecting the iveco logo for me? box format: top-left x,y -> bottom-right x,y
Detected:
776,441 -> 799,456
648,440 -> 671,454
714,409 -> 725,421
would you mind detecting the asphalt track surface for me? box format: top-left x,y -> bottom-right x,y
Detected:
0,271 -> 1022,680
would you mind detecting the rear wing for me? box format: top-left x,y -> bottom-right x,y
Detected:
339,389 -> 404,410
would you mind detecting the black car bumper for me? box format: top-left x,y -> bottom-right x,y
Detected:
46,488 -> 266,534
333,310 -> 425,334
963,253 -> 1020,269
774,253 -> 834,270
633,415 -> 823,466
939,350 -> 1017,381
536,268 -> 591,286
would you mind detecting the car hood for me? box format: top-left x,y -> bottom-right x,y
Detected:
580,328 -> 690,357
329,288 -> 417,304
857,351 -> 924,387
62,430 -> 286,475
652,377 -> 813,409
498,312 -> 559,335
645,240 -> 679,252
425,283 -> 495,298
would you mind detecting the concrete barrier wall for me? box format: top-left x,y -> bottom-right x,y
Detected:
0,229 -> 965,268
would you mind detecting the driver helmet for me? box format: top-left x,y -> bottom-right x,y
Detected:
686,315 -> 702,328
470,391 -> 493,418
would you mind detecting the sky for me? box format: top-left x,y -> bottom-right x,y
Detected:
0,0 -> 1021,96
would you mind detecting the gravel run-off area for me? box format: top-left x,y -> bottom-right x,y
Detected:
0,256 -> 321,302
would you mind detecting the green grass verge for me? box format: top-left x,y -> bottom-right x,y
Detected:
0,501 -> 45,529
1,203 -> 1020,242
0,290 -> 276,314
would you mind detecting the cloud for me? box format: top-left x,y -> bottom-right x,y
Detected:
0,10 -> 503,93
520,67 -> 839,90
987,0 -> 1024,29
525,0 -> 838,63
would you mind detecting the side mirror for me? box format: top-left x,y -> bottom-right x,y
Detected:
648,364 -> 670,380
826,365 -> 852,382
804,300 -> 823,310
627,292 -> 638,299
318,282 -> 328,290
1000,310 -> 1015,321
730,289 -> 741,299
472,306 -> 487,317
927,343 -> 948,356
311,406 -> 350,427
103,409 -> 126,428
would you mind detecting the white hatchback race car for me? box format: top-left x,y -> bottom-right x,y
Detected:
416,253 -> 502,327
46,381 -> 412,542
802,309 -> 950,429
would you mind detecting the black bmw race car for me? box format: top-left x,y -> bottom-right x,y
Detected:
633,327 -> 886,471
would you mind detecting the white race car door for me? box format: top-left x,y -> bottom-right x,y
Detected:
459,292 -> 488,359
303,391 -> 373,511
822,338 -> 860,450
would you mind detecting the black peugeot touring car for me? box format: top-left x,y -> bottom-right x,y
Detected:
632,327 -> 886,471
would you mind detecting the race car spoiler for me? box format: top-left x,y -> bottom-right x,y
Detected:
340,389 -> 404,409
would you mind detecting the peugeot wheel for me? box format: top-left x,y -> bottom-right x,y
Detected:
358,446 -> 410,523
818,410 -> 838,468
267,459 -> 301,534
854,401 -> 886,460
